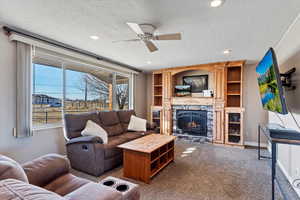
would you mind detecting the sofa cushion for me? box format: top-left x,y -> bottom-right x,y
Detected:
81,120 -> 108,144
119,132 -> 144,141
117,110 -> 135,132
128,115 -> 147,132
117,110 -> 135,123
44,173 -> 89,196
0,155 -> 28,183
64,112 -> 101,139
22,154 -> 70,187
0,179 -> 65,200
102,136 -> 128,159
99,111 -> 123,136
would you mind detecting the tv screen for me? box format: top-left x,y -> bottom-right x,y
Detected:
183,75 -> 208,93
255,48 -> 288,114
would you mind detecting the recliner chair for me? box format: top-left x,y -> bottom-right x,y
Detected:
0,154 -> 123,200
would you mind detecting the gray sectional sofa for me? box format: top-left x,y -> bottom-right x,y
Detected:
64,110 -> 156,176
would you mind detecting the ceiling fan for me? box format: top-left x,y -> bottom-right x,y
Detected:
114,22 -> 182,53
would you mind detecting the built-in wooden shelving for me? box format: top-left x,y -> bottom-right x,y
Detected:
151,108 -> 162,133
224,63 -> 244,146
151,60 -> 245,147
226,66 -> 242,107
153,73 -> 163,107
225,106 -> 244,146
150,140 -> 174,177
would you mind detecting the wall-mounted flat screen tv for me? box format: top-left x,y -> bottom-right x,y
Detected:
255,48 -> 288,114
183,75 -> 208,93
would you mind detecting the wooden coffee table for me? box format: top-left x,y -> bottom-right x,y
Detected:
118,134 -> 176,184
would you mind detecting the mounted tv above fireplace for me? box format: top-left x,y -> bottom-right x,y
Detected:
183,75 -> 208,93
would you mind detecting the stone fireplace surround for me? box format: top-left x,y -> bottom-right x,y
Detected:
172,105 -> 213,143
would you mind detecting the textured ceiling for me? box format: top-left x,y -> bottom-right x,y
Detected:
0,0 -> 300,71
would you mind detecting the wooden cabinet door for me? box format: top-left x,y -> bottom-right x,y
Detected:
213,108 -> 224,143
162,108 -> 172,135
162,72 -> 172,100
214,66 -> 225,100
224,108 -> 244,146
162,72 -> 172,135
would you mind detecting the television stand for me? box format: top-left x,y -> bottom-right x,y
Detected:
257,123 -> 300,200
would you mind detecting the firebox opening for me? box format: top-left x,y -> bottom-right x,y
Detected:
176,110 -> 207,136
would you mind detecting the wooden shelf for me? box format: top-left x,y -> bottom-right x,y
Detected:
150,140 -> 174,177
227,96 -> 241,107
227,93 -> 240,96
225,110 -> 244,146
229,121 -> 240,124
151,147 -> 174,164
151,158 -> 173,178
153,73 -> 163,106
227,81 -> 241,83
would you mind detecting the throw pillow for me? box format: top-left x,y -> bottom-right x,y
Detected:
128,115 -> 147,132
81,120 -> 108,144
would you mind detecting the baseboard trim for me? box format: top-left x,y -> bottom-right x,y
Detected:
244,141 -> 268,148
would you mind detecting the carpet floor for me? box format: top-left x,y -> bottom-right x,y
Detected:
72,140 -> 283,200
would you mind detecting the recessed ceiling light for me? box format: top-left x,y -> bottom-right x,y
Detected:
223,49 -> 232,54
147,61 -> 152,64
210,0 -> 224,8
90,35 -> 99,40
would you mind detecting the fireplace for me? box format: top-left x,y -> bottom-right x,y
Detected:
172,105 -> 213,142
176,110 -> 207,136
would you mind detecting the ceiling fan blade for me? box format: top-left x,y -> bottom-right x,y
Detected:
143,40 -> 158,52
112,39 -> 140,43
153,33 -> 181,40
126,22 -> 144,35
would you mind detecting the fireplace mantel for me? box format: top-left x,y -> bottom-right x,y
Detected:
151,60 -> 245,146
172,97 -> 214,106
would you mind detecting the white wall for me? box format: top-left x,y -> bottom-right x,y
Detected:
270,14 -> 300,196
243,64 -> 268,144
134,72 -> 148,119
0,27 -> 66,163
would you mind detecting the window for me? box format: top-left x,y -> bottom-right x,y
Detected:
116,74 -> 129,110
32,56 -> 133,129
32,63 -> 63,129
64,66 -> 113,114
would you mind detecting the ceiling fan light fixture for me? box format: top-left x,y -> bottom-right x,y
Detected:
210,0 -> 224,8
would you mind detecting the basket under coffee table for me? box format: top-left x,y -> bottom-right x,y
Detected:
118,134 -> 176,184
